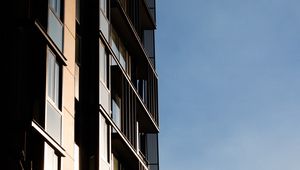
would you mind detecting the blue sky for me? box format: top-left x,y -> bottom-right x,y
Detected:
156,0 -> 300,169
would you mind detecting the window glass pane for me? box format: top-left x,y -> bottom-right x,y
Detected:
44,142 -> 59,170
47,50 -> 55,100
49,0 -> 56,11
46,102 -> 62,143
100,0 -> 107,15
112,100 -> 121,130
48,9 -> 63,51
100,115 -> 108,162
146,133 -> 159,163
54,60 -> 60,105
99,41 -> 107,85
56,0 -> 61,16
111,56 -> 117,66
49,0 -> 61,17
111,29 -> 119,58
119,42 -> 126,70
47,49 -> 60,107
143,30 -> 155,59
99,11 -> 109,40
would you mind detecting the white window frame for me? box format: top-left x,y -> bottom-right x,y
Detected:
44,142 -> 61,170
100,0 -> 107,16
48,0 -> 64,51
100,114 -> 109,163
45,48 -> 63,144
99,40 -> 108,86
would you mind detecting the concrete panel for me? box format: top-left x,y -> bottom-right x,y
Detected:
62,68 -> 75,116
63,28 -> 76,74
64,0 -> 76,37
62,109 -> 75,158
62,153 -> 75,170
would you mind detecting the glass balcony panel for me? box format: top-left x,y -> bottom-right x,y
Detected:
149,165 -> 159,170
145,0 -> 156,21
143,30 -> 155,59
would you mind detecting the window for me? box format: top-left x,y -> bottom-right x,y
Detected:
119,41 -> 127,70
112,99 -> 121,130
49,0 -> 61,17
100,114 -> 109,162
111,28 -> 119,57
110,27 -> 128,72
99,41 -> 108,86
100,0 -> 107,16
137,79 -> 147,104
48,0 -> 63,50
47,49 -> 60,106
46,48 -> 62,144
99,0 -> 109,40
143,30 -> 155,61
44,142 -> 60,170
99,41 -> 110,113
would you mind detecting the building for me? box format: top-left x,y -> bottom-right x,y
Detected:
4,0 -> 159,169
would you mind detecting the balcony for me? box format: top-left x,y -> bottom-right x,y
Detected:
111,62 -> 158,133
110,0 -> 158,77
140,0 -> 156,29
111,130 -> 143,170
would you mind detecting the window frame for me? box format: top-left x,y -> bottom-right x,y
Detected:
99,40 -> 109,87
47,0 -> 64,51
100,0 -> 107,17
45,47 -> 63,145
44,142 -> 62,170
99,114 -> 110,163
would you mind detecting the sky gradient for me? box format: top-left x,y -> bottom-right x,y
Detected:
156,0 -> 300,169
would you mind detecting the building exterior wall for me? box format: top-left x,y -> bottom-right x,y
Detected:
4,0 -> 159,170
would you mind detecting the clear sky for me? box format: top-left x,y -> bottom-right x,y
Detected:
156,0 -> 300,170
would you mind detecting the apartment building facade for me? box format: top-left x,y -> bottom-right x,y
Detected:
4,0 -> 159,169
